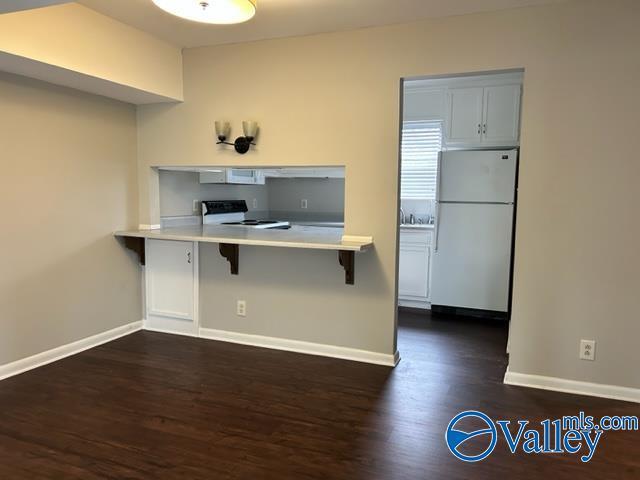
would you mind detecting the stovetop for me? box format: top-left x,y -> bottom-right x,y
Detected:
222,220 -> 291,229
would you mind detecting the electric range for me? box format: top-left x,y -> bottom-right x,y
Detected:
201,200 -> 291,229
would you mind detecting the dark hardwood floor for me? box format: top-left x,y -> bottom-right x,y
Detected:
0,311 -> 637,479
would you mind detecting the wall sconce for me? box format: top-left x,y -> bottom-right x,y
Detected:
215,121 -> 258,154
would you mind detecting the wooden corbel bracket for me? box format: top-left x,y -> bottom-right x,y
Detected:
219,243 -> 239,275
338,250 -> 355,285
123,237 -> 145,266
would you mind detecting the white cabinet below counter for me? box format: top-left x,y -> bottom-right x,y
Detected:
145,239 -> 199,335
398,228 -> 433,309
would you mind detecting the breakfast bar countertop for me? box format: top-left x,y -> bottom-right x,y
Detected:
114,225 -> 373,252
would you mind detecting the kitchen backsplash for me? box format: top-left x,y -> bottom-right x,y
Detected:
159,171 -> 344,224
401,199 -> 435,225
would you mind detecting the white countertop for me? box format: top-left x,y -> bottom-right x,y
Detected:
115,225 -> 373,252
400,224 -> 434,230
290,221 -> 345,228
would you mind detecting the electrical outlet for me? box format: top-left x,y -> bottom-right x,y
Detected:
580,339 -> 596,361
193,200 -> 200,214
301,199 -> 308,209
252,198 -> 258,209
237,300 -> 246,317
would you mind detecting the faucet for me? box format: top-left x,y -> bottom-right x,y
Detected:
400,208 -> 405,225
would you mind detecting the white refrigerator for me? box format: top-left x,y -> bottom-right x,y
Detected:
431,149 -> 517,315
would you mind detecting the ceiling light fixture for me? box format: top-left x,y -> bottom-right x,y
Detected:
151,0 -> 257,25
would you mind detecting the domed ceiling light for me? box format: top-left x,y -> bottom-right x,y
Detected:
152,0 -> 257,25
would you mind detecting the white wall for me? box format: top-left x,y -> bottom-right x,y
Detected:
138,0 -> 640,390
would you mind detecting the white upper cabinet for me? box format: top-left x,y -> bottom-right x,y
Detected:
403,87 -> 446,121
442,74 -> 522,148
482,84 -> 521,146
445,87 -> 484,146
199,169 -> 265,185
261,168 -> 344,179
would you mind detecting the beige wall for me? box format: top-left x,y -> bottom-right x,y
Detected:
0,3 -> 183,101
137,0 -> 640,388
0,72 -> 141,365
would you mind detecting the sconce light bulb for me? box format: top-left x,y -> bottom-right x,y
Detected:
242,120 -> 258,139
215,121 -> 231,142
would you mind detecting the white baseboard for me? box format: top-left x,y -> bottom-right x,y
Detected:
200,327 -> 399,367
0,320 -> 397,382
398,298 -> 431,309
143,323 -> 200,338
504,369 -> 640,404
0,321 -> 143,381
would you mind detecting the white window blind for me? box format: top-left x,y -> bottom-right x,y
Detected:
400,121 -> 443,200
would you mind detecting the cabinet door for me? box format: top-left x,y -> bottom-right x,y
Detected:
199,171 -> 226,183
404,87 -> 446,121
227,169 -> 259,184
482,84 -> 521,146
445,87 -> 484,147
145,239 -> 198,335
399,242 -> 430,299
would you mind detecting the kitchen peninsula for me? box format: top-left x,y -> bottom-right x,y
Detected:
115,224 -> 372,337
115,225 -> 373,285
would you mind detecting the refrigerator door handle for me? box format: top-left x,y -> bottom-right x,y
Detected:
434,151 -> 443,252
436,151 -> 442,204
434,203 -> 441,252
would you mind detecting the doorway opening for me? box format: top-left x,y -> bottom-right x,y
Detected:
396,69 -> 524,366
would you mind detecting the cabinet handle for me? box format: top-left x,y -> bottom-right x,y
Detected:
477,124 -> 481,135
483,124 -> 487,134
187,252 -> 192,264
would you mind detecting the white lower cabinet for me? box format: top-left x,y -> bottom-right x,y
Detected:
398,229 -> 433,309
145,239 -> 199,335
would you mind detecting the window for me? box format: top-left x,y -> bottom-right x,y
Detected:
400,121 -> 443,200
